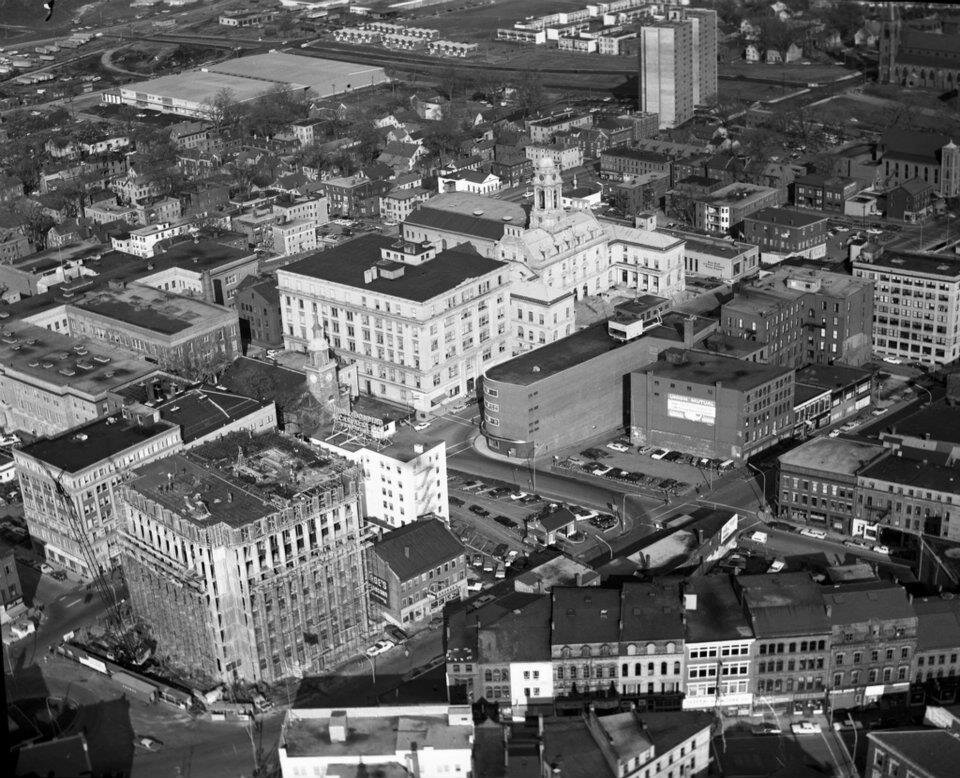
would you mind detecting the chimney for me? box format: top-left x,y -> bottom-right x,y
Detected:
683,316 -> 696,347
684,593 -> 698,611
404,546 -> 410,558
413,443 -> 424,455
363,267 -> 379,284
329,711 -> 348,743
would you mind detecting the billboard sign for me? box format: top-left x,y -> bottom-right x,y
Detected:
667,394 -> 716,425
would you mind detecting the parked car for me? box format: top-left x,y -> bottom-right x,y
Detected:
663,451 -> 683,462
468,505 -> 490,517
488,486 -> 513,499
800,527 -> 827,540
461,480 -> 485,492
134,736 -> 163,752
413,421 -> 431,432
753,722 -> 782,735
366,639 -> 395,657
873,544 -> 891,555
585,463 -> 612,476
385,625 -> 409,643
494,515 -> 519,530
606,467 -> 631,480
606,441 -> 630,453
518,493 -> 541,504
508,491 -> 529,501
450,496 -> 465,508
749,531 -> 768,544
791,721 -> 821,735
650,448 -> 669,460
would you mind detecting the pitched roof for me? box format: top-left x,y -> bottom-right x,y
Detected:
405,204 -> 523,241
372,518 -> 464,581
867,729 -> 960,776
821,581 -> 916,626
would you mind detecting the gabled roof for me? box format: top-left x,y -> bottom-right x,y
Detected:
372,518 -> 464,581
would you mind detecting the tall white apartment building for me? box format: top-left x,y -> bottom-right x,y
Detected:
639,20 -> 694,129
679,8 -> 718,105
853,249 -> 960,366
277,235 -> 512,414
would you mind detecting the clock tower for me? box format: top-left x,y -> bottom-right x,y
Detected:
305,322 -> 340,407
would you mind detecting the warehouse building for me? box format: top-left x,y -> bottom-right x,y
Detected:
630,348 -> 794,463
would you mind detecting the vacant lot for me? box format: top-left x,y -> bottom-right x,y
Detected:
718,78 -> 793,107
402,0 -> 589,41
812,93 -> 960,134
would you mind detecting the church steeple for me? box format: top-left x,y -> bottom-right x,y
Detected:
529,157 -> 563,230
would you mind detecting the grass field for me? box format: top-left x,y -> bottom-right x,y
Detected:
813,93 -> 960,134
720,60 -> 851,84
717,79 -> 793,106
402,0 -> 589,41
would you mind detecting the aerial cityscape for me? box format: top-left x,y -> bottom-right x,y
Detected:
3,0 -> 960,776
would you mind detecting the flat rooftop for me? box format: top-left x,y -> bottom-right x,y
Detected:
122,70 -> 276,105
18,412 -> 178,474
128,431 -> 354,528
854,251 -> 960,278
778,437 -> 886,474
74,283 -> 235,336
282,706 -> 472,758
886,400 -> 960,445
484,321 -> 620,386
281,234 -> 506,304
207,53 -> 389,99
796,364 -> 872,390
859,453 -> 960,494
0,321 -> 154,396
685,574 -> 753,643
642,349 -> 792,391
154,387 -> 271,444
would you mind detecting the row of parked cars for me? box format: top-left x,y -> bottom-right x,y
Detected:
563,457 -> 689,495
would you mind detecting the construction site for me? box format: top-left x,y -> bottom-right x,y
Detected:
118,431 -> 373,685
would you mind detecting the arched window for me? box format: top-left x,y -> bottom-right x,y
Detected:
626,644 -> 637,656
621,663 -> 628,676
635,662 -> 642,675
580,645 -> 592,658
666,642 -> 675,653
599,644 -> 611,657
561,646 -> 571,659
646,643 -> 656,655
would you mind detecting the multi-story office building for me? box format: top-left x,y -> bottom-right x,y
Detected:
15,407 -> 182,578
778,437 -> 886,537
638,21 -> 694,129
318,432 -> 448,527
742,207 -> 828,263
682,575 -> 755,711
0,321 -> 156,437
120,432 -> 371,684
694,184 -> 781,234
720,266 -> 874,367
630,348 -> 795,464
366,518 -> 467,627
277,235 -> 511,415
853,249 -> 960,366
825,581 -> 917,709
737,573 -> 831,711
855,453 -> 960,542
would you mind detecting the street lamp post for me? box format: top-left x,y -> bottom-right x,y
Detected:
362,654 -> 376,685
747,462 -> 767,509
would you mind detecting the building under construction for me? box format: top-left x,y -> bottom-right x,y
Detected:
119,431 -> 371,684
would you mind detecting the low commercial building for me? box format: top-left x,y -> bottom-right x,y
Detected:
855,453 -> 960,542
794,363 -> 874,427
854,249 -> 960,366
825,581 -> 917,709
366,518 -> 467,627
630,348 -> 794,463
741,207 -> 828,264
278,705 -> 474,778
481,314 -> 714,458
912,596 -> 960,683
738,573 -> 831,711
121,432 -> 372,683
15,407 -> 182,578
663,230 -> 759,282
778,437 -> 886,536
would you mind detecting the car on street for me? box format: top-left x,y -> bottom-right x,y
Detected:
840,421 -> 859,432
51,570 -> 67,581
468,505 -> 490,517
40,562 -> 54,575
800,527 -> 827,540
873,544 -> 891,555
606,441 -> 630,453
749,531 -> 768,544
871,408 -> 887,416
768,521 -> 796,533
366,639 -> 395,657
752,722 -> 782,735
413,421 -> 431,431
791,721 -> 821,735
828,429 -> 842,437
134,736 -> 163,751
385,625 -> 409,643
882,355 -> 904,365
